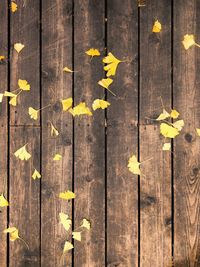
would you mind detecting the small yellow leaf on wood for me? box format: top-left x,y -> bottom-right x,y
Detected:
18,79 -> 30,91
128,155 -> 141,175
152,20 -> 162,33
172,120 -> 184,131
196,128 -> 200,136
170,109 -> 179,119
50,123 -> 59,136
28,107 -> 38,120
0,93 -> 4,103
32,169 -> 41,180
59,190 -> 75,200
14,144 -> 31,161
61,97 -> 73,111
69,102 -> 92,116
85,48 -> 100,57
63,241 -> 73,253
92,99 -> 110,111
160,123 -> 179,138
98,78 -> 113,89
11,1 -> 18,13
4,91 -> 16,97
182,34 -> 196,50
63,67 -> 73,73
0,56 -> 5,61
0,194 -> 9,207
4,91 -> 18,106
3,227 -> 19,241
72,232 -> 82,242
156,109 -> 170,121
14,43 -> 25,53
59,213 -> 72,231
53,154 -> 62,161
103,52 -> 121,77
162,143 -> 171,151
80,218 -> 91,230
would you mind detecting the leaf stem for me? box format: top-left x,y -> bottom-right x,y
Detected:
106,88 -> 116,97
19,237 -> 29,250
195,42 -> 200,48
38,104 -> 51,111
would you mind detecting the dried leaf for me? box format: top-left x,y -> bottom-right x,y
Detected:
80,218 -> 91,230
63,67 -> 74,73
72,232 -> 81,242
28,107 -> 39,120
63,241 -> 73,253
156,109 -> 170,121
85,48 -> 100,57
3,227 -> 19,241
160,123 -> 179,138
59,213 -> 72,231
103,52 -> 121,77
59,190 -> 75,200
11,1 -> 17,13
162,143 -> 171,151
50,123 -> 59,136
14,43 -> 25,53
32,169 -> 41,180
18,79 -> 30,91
69,102 -> 92,116
128,155 -> 141,175
53,154 -> 62,161
61,97 -> 73,111
14,144 -> 31,161
92,99 -> 110,111
0,194 -> 9,207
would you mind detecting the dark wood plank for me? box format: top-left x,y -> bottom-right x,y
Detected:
9,127 -> 40,267
10,0 -> 40,126
0,1 -> 8,266
106,1 -> 138,266
140,0 -> 172,265
41,1 -> 73,266
173,1 -> 200,266
73,0 -> 105,265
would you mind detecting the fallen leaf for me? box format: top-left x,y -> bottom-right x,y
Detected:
4,91 -> 18,106
0,94 -> 4,103
80,218 -> 91,230
162,143 -> 171,151
138,0 -> 146,7
28,107 -> 38,120
103,52 -> 121,77
3,227 -> 19,241
59,190 -> 75,200
182,34 -> 197,50
72,232 -> 81,242
14,144 -> 31,161
172,120 -> 184,131
0,194 -> 9,207
98,78 -> 115,96
32,169 -> 41,180
92,99 -> 110,110
53,154 -> 62,161
50,122 -> 59,136
59,213 -> 72,231
152,20 -> 162,33
170,109 -> 179,119
18,79 -> 30,91
61,97 -> 73,111
69,102 -> 92,116
11,1 -> 17,13
85,48 -> 100,57
156,109 -> 170,121
63,241 -> 73,253
128,155 -> 141,175
0,56 -> 5,61
14,43 -> 25,53
196,128 -> 200,136
63,67 -> 74,73
160,123 -> 179,138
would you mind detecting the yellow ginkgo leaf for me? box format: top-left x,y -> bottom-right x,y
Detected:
59,213 -> 72,231
50,123 -> 59,136
92,99 -> 110,111
0,56 -> 5,61
103,52 -> 121,77
4,91 -> 16,97
14,144 -> 31,161
72,232 -> 82,242
156,109 -> 170,121
80,218 -> 91,230
196,128 -> 200,136
63,241 -> 73,253
61,97 -> 73,111
160,123 -> 179,138
32,169 -> 41,180
128,155 -> 141,175
98,78 -> 115,96
69,102 -> 92,116
11,1 -> 17,13
0,194 -> 9,207
18,79 -> 30,91
59,190 -> 75,200
4,91 -> 18,106
182,34 -> 197,50
85,48 -> 100,57
0,94 -> 3,103
152,20 -> 162,33
173,120 -> 184,131
28,107 -> 39,120
53,154 -> 62,161
162,143 -> 171,151
3,227 -> 19,241
63,67 -> 73,73
14,43 -> 25,53
170,109 -> 179,119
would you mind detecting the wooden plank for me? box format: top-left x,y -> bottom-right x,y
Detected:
0,1 -> 8,266
9,127 -> 40,267
106,1 -> 138,266
10,0 -> 40,126
173,1 -> 200,266
73,0 -> 105,266
41,1 -> 73,266
139,0 -> 172,265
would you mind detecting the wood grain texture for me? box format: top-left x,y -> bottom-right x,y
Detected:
10,0 -> 40,126
41,0 -> 73,266
9,127 -> 40,267
73,0 -> 105,266
0,1 -> 8,266
106,1 -> 138,266
173,1 -> 200,266
139,1 -> 172,266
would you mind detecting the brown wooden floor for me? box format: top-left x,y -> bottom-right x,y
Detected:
0,0 -> 200,266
